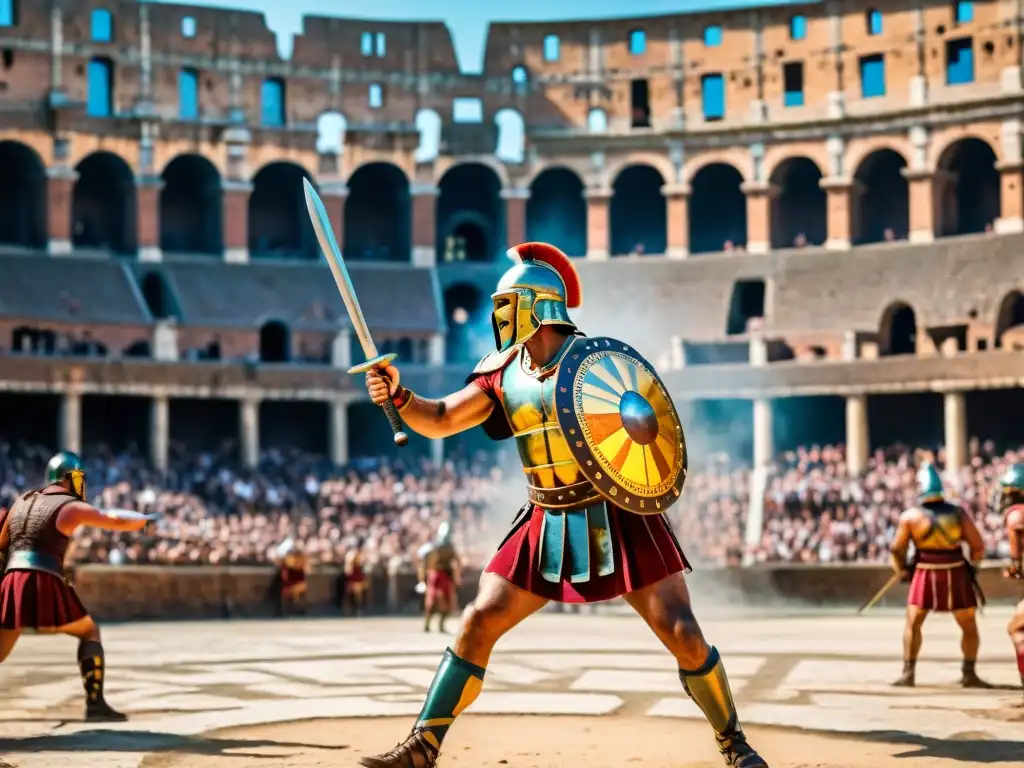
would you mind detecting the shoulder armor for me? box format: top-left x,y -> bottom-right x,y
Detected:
470,345 -> 521,377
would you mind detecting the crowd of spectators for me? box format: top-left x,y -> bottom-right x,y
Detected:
0,437 -> 1019,573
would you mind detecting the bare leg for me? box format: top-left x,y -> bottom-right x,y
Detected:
59,616 -> 127,722
626,572 -> 767,768
0,629 -> 22,663
1008,600 -> 1024,703
953,607 -> 991,687
423,593 -> 435,633
358,572 -> 547,768
894,605 -> 927,686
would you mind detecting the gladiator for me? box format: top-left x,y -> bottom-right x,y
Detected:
357,243 -> 768,768
0,452 -> 153,721
890,464 -> 989,688
418,521 -> 461,633
996,463 -> 1024,701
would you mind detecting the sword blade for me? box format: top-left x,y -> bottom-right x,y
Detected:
302,178 -> 378,360
857,571 -> 902,614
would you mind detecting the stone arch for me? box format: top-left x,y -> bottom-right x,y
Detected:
852,149 -> 909,245
689,163 -> 746,254
0,140 -> 47,249
879,301 -> 917,356
995,289 -> 1024,348
436,163 -> 504,262
316,111 -> 347,155
609,164 -> 665,256
159,153 -> 222,255
769,156 -> 826,248
605,154 -> 676,190
71,151 -> 136,255
495,108 -> 525,164
344,162 -> 411,261
259,319 -> 291,363
936,137 -> 1000,236
140,271 -> 174,319
248,161 -> 316,260
443,282 -> 490,363
415,109 -> 442,163
526,167 -> 586,257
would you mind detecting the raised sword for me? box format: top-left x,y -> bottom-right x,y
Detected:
302,178 -> 409,447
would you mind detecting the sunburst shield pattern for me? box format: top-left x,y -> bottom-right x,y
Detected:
554,337 -> 687,515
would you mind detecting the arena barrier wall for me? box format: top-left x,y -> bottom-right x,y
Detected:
71,564 -> 1024,622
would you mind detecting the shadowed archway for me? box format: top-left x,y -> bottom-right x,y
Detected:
344,163 -> 411,261
259,319 -> 291,362
853,149 -> 908,244
160,154 -> 223,255
249,162 -> 317,260
770,157 -> 826,248
689,163 -> 746,254
526,168 -> 586,257
936,138 -> 1000,236
72,151 -> 137,255
443,282 -> 489,363
437,164 -> 503,262
880,302 -> 917,356
995,290 -> 1024,348
610,165 -> 665,256
0,141 -> 47,249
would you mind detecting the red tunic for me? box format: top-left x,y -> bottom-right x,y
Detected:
471,364 -> 689,604
0,490 -> 88,630
907,550 -> 978,612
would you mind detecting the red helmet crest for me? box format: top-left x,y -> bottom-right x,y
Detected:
506,242 -> 582,310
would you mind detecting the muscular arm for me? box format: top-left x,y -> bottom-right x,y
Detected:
398,384 -> 495,440
55,501 -> 151,537
959,509 -> 986,564
890,513 -> 913,572
0,509 -> 9,552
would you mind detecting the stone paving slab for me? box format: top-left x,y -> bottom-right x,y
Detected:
0,609 -> 1021,767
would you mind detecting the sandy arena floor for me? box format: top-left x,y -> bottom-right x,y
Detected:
0,607 -> 1022,768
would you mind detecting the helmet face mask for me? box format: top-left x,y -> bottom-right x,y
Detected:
491,289 -> 543,352
68,469 -> 86,500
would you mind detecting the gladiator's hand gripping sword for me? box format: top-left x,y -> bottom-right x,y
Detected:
302,178 -> 409,447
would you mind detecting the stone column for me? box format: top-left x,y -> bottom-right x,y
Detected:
428,333 -> 445,365
995,161 -> 1024,234
662,183 -> 690,259
136,175 -> 163,262
319,181 -> 348,254
411,184 -> 437,267
331,328 -> 353,369
901,168 -> 936,243
819,177 -> 855,250
845,394 -> 869,476
222,180 -> 251,263
752,398 -> 773,468
502,187 -> 529,250
46,166 -> 76,255
150,393 -> 169,472
240,395 -> 260,469
329,395 -> 349,467
943,391 -> 968,472
61,390 -> 82,453
430,438 -> 444,467
584,187 -> 611,260
741,181 -> 776,254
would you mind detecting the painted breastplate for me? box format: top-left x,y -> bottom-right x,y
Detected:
916,503 -> 964,549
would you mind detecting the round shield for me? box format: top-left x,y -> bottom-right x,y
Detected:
554,337 -> 687,515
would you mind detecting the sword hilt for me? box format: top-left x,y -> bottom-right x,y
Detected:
348,353 -> 409,447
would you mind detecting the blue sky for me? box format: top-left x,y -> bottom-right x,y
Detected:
153,0 -> 808,71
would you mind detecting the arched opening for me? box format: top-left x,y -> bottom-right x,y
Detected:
879,302 -> 917,356
443,283 -> 489,363
937,138 -> 1000,236
316,111 -> 347,155
995,290 -> 1024,347
495,108 -> 525,164
610,164 -> 665,256
71,151 -> 136,255
587,108 -> 607,133
11,326 -> 38,354
853,149 -> 908,244
437,163 -> 503,262
726,280 -> 766,336
159,154 -> 223,255
689,163 -> 746,254
526,168 -> 586,257
415,109 -> 442,163
140,272 -> 174,319
344,163 -> 410,261
259,320 -> 291,362
248,162 -> 316,259
0,141 -> 46,249
770,157 -> 826,248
